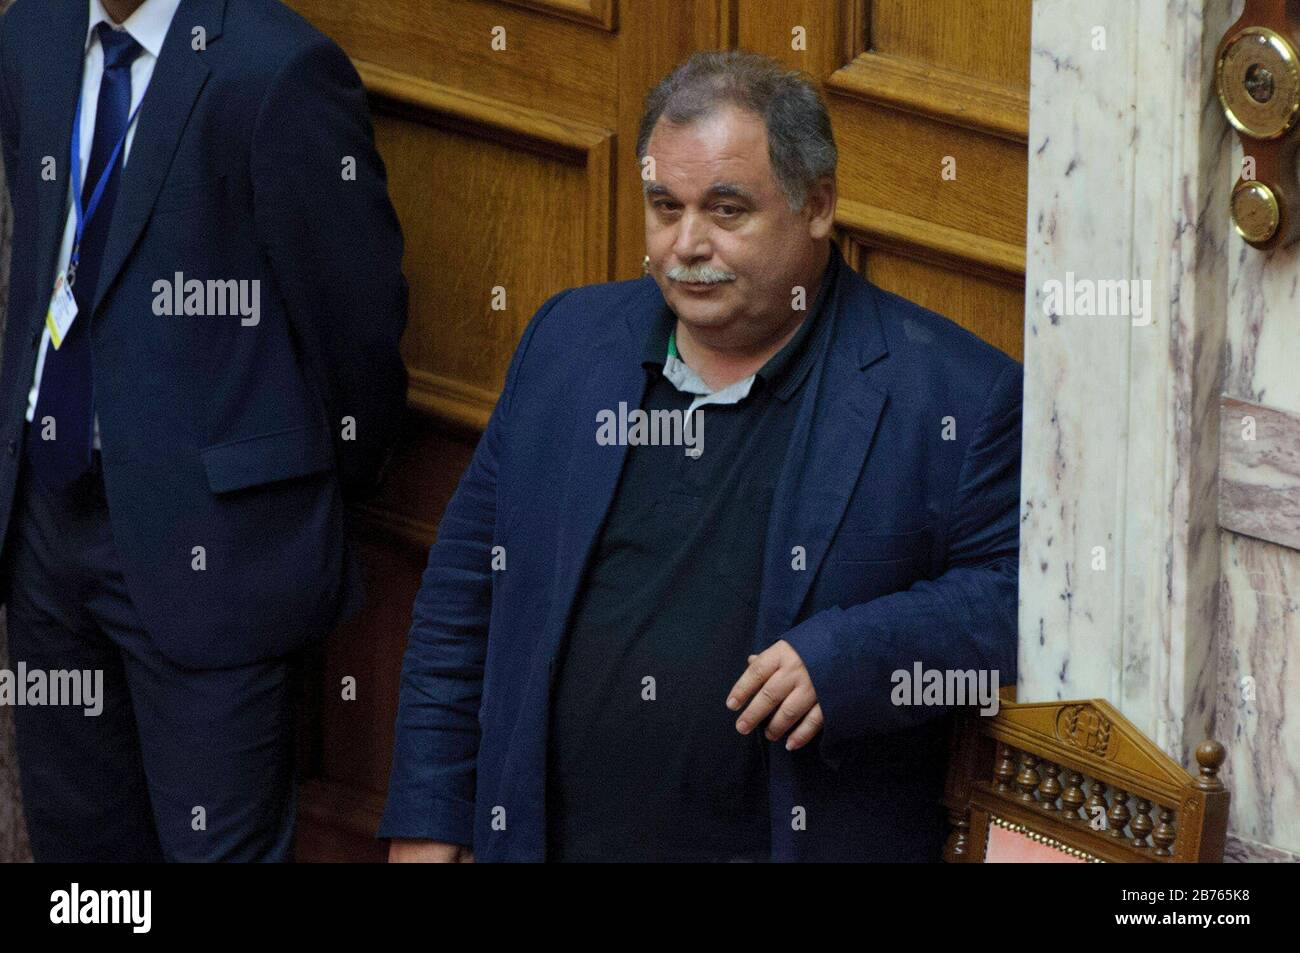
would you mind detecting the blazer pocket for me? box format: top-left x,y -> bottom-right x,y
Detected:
200,424 -> 336,494
833,527 -> 932,564
153,173 -> 227,214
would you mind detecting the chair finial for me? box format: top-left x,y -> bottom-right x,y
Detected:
1194,740 -> 1226,791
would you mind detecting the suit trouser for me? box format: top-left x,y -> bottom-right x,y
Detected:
0,443 -> 302,862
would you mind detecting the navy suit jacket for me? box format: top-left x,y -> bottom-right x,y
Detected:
379,242 -> 1023,862
0,0 -> 408,667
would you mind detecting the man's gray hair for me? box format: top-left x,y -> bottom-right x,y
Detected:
635,50 -> 837,211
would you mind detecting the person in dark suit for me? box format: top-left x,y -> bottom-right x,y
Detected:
380,50 -> 1020,862
0,0 -> 408,861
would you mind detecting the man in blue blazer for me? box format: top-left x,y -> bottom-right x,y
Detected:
381,50 -> 1020,862
0,0 -> 407,860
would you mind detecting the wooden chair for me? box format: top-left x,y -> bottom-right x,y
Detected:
943,693 -> 1229,862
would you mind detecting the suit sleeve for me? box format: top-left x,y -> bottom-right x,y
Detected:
782,359 -> 1023,760
0,8 -> 19,200
376,289 -> 568,846
250,36 -> 408,502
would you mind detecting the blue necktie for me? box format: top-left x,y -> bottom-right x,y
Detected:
28,23 -> 143,487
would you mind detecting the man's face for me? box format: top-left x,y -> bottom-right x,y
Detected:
642,104 -> 832,347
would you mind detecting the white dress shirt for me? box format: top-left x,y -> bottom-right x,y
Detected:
26,0 -> 183,447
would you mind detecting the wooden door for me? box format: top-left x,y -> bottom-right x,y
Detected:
280,0 -> 1029,860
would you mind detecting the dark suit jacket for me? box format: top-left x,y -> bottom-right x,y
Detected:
379,242 -> 1023,861
0,0 -> 408,667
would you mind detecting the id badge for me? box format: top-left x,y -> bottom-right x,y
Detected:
45,272 -> 78,350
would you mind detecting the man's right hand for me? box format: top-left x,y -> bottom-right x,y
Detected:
387,838 -> 475,863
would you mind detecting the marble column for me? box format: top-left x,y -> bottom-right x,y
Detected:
1021,0 -> 1297,861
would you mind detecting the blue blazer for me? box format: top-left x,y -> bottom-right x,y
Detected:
0,0 -> 408,667
379,242 -> 1023,862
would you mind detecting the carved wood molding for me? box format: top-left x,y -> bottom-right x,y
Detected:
842,0 -> 870,66
837,196 -> 1026,282
498,0 -> 618,32
695,0 -> 739,48
944,697 -> 1229,863
355,59 -> 615,287
826,50 -> 1029,143
1219,395 -> 1300,550
406,368 -> 500,434
985,699 -> 1200,805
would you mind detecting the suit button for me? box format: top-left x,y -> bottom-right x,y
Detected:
7,441 -> 15,456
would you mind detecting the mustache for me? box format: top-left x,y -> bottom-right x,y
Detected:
666,263 -> 737,284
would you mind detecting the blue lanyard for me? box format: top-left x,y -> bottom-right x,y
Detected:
67,92 -> 144,289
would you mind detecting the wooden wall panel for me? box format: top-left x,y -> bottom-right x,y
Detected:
734,0 -> 1028,357
501,0 -> 618,31
861,248 -> 1024,362
870,0 -> 1031,89
382,118 -> 590,427
367,85 -> 611,428
294,0 -> 621,126
832,100 -> 1026,246
735,0 -> 849,78
296,418 -> 478,859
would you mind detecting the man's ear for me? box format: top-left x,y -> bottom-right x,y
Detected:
804,176 -> 838,240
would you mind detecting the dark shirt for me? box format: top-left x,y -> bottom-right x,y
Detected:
545,248 -> 840,862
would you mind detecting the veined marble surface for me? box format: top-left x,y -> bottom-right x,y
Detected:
1022,0 -> 1300,859
1021,0 -> 1229,762
1216,47 -> 1300,854
1216,536 -> 1300,855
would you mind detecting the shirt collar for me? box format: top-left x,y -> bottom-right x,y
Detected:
643,240 -> 842,400
86,0 -> 183,60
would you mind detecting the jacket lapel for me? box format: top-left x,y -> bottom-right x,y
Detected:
535,304 -> 652,665
502,302 -> 647,847
29,2 -> 88,333
756,264 -> 890,647
90,0 -> 226,318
